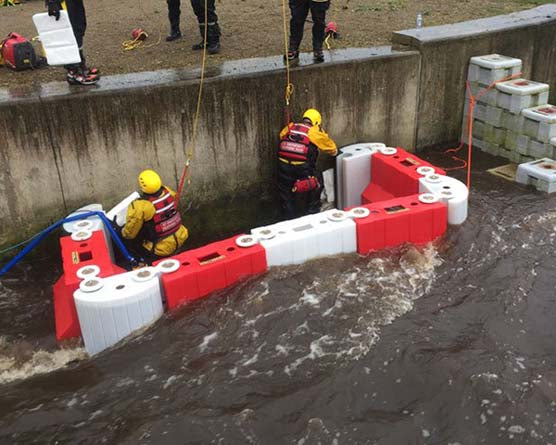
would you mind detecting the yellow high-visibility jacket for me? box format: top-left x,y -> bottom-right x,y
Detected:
122,186 -> 188,257
280,123 -> 338,156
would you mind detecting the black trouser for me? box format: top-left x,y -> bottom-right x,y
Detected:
190,0 -> 218,24
167,0 -> 181,31
289,0 -> 330,52
278,160 -> 323,219
65,0 -> 87,69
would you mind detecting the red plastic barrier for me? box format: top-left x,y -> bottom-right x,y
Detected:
53,231 -> 124,341
361,183 -> 395,205
368,148 -> 446,201
156,235 -> 267,310
353,194 -> 447,254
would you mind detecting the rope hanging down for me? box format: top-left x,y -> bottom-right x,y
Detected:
175,0 -> 209,203
443,71 -> 522,189
281,0 -> 294,123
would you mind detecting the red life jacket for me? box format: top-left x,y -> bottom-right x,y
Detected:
278,123 -> 312,162
145,187 -> 182,240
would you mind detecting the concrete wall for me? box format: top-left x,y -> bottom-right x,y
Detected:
392,4 -> 556,149
0,48 -> 420,249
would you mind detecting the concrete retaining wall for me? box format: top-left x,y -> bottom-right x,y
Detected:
392,4 -> 556,149
0,48 -> 420,249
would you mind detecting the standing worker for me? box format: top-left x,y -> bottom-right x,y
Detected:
46,0 -> 99,85
165,0 -> 221,54
287,0 -> 330,63
278,108 -> 337,219
121,170 -> 189,263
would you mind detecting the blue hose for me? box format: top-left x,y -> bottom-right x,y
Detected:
0,211 -> 136,278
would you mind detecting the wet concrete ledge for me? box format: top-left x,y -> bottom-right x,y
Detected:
0,47 -> 407,105
391,4 -> 556,149
0,46 -> 421,250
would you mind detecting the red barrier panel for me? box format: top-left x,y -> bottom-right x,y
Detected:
368,148 -> 446,201
361,183 -> 395,205
353,194 -> 447,254
156,235 -> 267,310
53,231 -> 124,341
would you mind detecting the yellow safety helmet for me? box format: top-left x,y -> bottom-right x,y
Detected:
302,108 -> 322,126
138,169 -> 162,194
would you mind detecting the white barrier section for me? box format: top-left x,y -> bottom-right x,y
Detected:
74,268 -> 164,356
32,11 -> 81,66
63,204 -> 115,261
336,143 -> 384,210
419,174 -> 469,225
252,209 -> 357,267
106,192 -> 141,227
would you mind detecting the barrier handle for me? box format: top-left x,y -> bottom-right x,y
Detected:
0,211 -> 136,278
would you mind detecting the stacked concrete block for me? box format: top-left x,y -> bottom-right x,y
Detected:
516,158 -> 556,193
461,53 -> 555,165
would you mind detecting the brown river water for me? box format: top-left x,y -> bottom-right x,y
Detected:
1,150 -> 556,444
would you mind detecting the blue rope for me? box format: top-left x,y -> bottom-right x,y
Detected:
0,211 -> 136,278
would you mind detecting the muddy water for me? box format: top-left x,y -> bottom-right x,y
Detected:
1,151 -> 556,444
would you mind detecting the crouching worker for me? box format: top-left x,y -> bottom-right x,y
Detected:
278,108 -> 337,219
121,170 -> 188,263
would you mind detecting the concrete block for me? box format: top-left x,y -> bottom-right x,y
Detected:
461,118 -> 485,142
495,78 -> 550,114
522,104 -> 556,142
516,134 -> 531,155
468,54 -> 522,85
483,124 -> 506,145
504,131 -> 520,151
520,155 -> 535,164
501,110 -> 524,131
529,139 -> 553,159
463,102 -> 487,122
509,151 -> 522,164
483,141 -> 502,157
484,105 -> 504,127
516,158 -> 556,193
467,82 -> 498,106
497,146 -> 513,160
472,137 -> 486,151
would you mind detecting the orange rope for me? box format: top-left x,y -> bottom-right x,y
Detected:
442,71 -> 522,188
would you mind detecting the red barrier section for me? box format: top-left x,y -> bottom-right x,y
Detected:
367,148 -> 446,202
156,235 -> 267,310
53,231 -> 123,341
353,194 -> 447,254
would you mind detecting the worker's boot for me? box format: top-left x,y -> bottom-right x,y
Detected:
166,27 -> 182,42
66,67 -> 99,85
284,49 -> 299,63
79,50 -> 100,77
313,49 -> 324,63
207,23 -> 221,54
191,24 -> 206,50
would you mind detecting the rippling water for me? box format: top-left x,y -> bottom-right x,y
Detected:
1,151 -> 556,444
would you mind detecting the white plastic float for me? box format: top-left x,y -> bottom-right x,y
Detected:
419,173 -> 469,225
32,11 -> 81,66
495,79 -> 549,115
251,209 -> 357,267
74,267 -> 164,356
335,143 -> 384,209
516,158 -> 556,193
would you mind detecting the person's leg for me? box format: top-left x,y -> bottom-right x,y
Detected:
288,0 -> 309,55
191,0 -> 220,53
278,162 -> 298,220
310,0 -> 329,62
166,0 -> 182,41
65,0 -> 98,84
307,171 -> 324,214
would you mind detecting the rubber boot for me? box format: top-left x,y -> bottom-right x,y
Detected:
206,23 -> 221,55
166,27 -> 182,42
191,24 -> 206,50
66,67 -> 99,86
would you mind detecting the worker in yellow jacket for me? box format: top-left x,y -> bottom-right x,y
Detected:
278,108 -> 337,219
122,170 -> 188,261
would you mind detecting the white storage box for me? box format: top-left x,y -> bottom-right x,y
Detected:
516,134 -> 531,155
467,82 -> 498,106
495,79 -> 549,114
529,139 -> 554,159
501,110 -> 524,132
106,192 -> 140,227
461,119 -> 485,143
463,102 -> 487,122
32,11 -> 81,66
252,209 -> 357,267
74,267 -> 164,356
467,54 -> 522,85
419,174 -> 469,225
516,158 -> 556,193
483,124 -> 506,145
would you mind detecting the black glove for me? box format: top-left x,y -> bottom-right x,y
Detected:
46,0 -> 62,21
